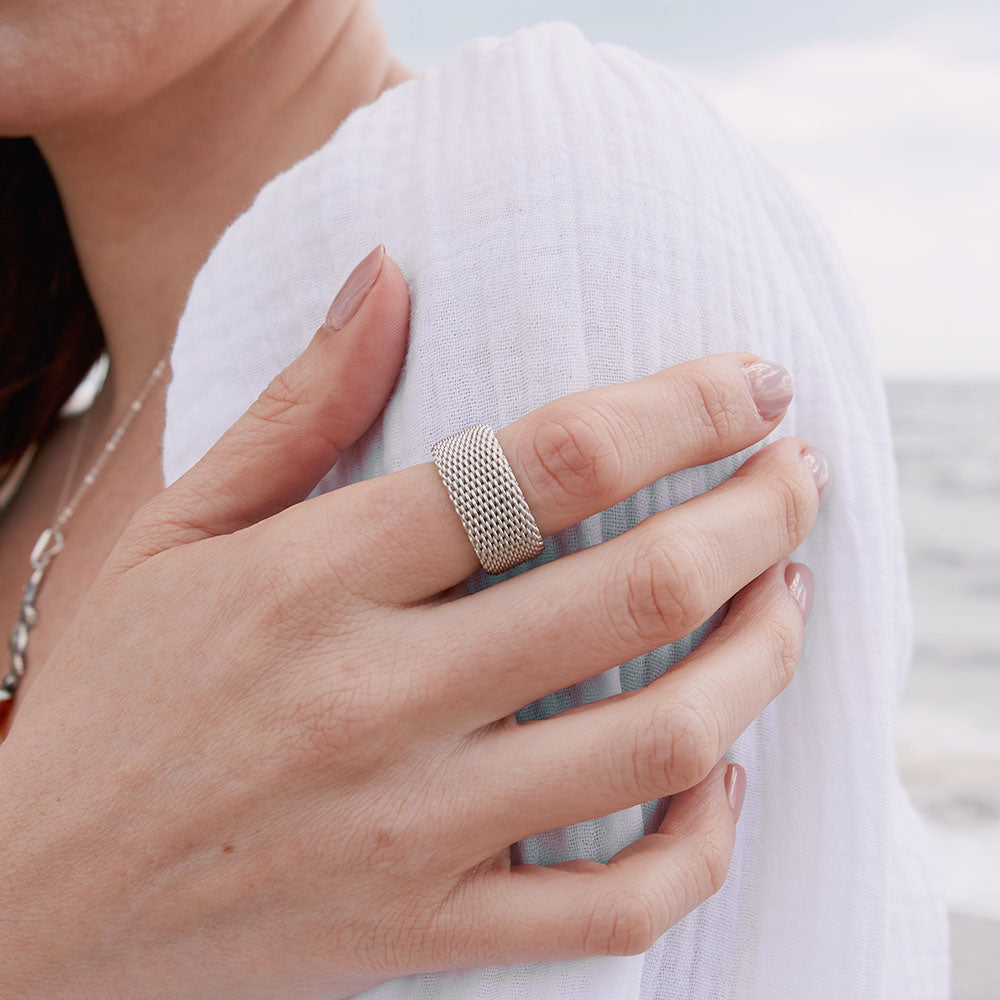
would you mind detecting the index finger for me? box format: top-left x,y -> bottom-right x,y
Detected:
296,351 -> 793,605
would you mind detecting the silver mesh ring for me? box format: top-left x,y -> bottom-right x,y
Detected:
431,424 -> 545,575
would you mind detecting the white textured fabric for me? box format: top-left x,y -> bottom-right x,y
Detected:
163,21 -> 949,999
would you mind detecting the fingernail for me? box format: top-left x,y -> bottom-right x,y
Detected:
801,447 -> 832,504
742,360 -> 794,421
324,244 -> 385,330
724,763 -> 746,822
785,562 -> 814,622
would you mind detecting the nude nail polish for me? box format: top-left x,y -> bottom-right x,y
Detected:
785,562 -> 815,621
801,447 -> 832,504
724,763 -> 747,822
324,244 -> 385,330
742,360 -> 794,420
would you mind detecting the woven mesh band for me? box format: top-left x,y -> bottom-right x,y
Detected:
431,424 -> 545,575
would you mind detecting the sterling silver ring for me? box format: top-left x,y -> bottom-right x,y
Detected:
431,424 -> 545,575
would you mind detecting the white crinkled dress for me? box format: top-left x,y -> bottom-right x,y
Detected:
163,21 -> 949,1000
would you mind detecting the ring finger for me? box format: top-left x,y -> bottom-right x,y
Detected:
416,434 -> 822,724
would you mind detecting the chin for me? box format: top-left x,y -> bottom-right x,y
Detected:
0,1 -> 256,135
0,69 -> 147,136
0,20 -> 169,134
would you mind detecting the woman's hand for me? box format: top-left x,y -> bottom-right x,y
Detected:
0,249 -> 824,999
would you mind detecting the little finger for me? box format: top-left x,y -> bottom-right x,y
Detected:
461,758 -> 743,962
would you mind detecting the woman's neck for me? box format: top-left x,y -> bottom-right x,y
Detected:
34,0 -> 413,411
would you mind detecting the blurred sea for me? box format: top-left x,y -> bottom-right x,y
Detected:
888,381 -> 1000,995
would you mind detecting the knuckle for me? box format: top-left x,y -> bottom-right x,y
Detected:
762,614 -> 802,690
261,614 -> 420,770
248,367 -> 306,432
683,371 -> 744,447
617,534 -> 708,646
768,462 -> 816,548
242,358 -> 348,464
583,888 -> 659,957
696,828 -> 736,898
255,534 -> 330,620
517,401 -> 623,510
638,700 -> 719,794
254,524 -> 369,625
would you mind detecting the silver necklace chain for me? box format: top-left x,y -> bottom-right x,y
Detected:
1,354 -> 169,711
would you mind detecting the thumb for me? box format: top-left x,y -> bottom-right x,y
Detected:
134,244 -> 410,557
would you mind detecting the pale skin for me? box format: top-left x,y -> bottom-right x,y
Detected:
0,0 -> 415,677
0,1 -> 826,996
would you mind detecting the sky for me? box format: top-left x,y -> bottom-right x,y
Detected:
377,1 -> 1000,379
